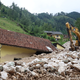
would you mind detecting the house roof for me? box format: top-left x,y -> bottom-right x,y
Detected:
44,31 -> 63,35
0,29 -> 56,52
52,42 -> 65,48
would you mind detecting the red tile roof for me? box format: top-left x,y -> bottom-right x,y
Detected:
0,29 -> 56,52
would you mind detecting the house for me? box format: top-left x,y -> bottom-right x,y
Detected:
0,29 -> 56,62
52,42 -> 65,50
44,31 -> 63,40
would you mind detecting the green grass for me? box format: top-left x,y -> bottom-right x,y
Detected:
0,17 -> 27,34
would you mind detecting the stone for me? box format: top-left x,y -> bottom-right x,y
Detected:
71,64 -> 80,71
3,65 -> 16,74
78,54 -> 80,58
0,65 -> 3,71
6,62 -> 15,67
35,64 -> 41,69
12,76 -> 17,80
8,66 -> 16,75
15,61 -> 23,66
29,67 -> 33,71
21,67 -> 25,73
63,60 -> 70,63
16,66 -> 22,72
1,71 -> 8,80
31,71 -> 38,77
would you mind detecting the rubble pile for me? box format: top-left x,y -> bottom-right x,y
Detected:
63,40 -> 76,50
0,41 -> 80,80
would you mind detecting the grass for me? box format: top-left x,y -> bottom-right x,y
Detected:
57,35 -> 69,45
0,17 -> 27,34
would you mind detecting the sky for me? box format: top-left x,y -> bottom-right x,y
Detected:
1,0 -> 80,15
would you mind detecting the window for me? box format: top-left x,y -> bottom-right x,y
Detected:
56,35 -> 59,37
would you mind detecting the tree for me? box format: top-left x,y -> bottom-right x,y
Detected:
0,1 -> 2,16
75,18 -> 80,31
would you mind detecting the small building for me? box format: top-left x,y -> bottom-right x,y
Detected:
44,31 -> 63,40
0,29 -> 56,62
52,42 -> 65,50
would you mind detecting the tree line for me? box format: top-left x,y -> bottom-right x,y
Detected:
0,2 -> 80,39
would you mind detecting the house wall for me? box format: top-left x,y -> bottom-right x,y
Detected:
0,45 -> 37,62
52,35 -> 61,39
57,44 -> 64,49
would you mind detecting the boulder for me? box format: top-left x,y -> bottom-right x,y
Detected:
1,71 -> 8,80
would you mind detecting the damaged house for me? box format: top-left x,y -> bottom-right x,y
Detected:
0,29 -> 56,62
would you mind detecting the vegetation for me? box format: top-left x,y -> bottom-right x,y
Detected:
0,1 -> 80,44
75,18 -> 80,31
57,35 -> 69,45
0,17 -> 28,34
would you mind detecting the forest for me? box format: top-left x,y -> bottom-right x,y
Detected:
0,2 -> 80,40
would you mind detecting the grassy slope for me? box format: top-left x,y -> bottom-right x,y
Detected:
0,18 -> 27,34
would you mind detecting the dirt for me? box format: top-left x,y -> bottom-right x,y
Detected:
0,41 -> 80,80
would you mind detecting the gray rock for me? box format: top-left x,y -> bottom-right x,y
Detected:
1,71 -> 8,80
63,60 -> 70,63
0,65 -> 3,71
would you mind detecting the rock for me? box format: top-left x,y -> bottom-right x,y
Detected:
15,61 -> 23,66
78,54 -> 80,58
12,76 -> 17,80
5,62 -> 15,67
58,66 -> 65,74
29,67 -> 33,71
48,62 -> 58,68
1,71 -> 8,80
16,72 -> 24,77
61,72 -> 65,77
31,71 -> 38,77
16,66 -> 25,73
3,65 -> 16,74
63,60 -> 70,63
66,54 -> 76,59
58,62 -> 66,74
7,66 -> 16,74
71,60 -> 78,64
21,67 -> 25,73
16,66 -> 22,72
35,64 -> 41,69
43,64 -> 48,68
0,78 -> 2,80
71,64 -> 80,71
65,69 -> 72,75
0,65 -> 3,71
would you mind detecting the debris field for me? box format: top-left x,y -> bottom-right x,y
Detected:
0,41 -> 80,80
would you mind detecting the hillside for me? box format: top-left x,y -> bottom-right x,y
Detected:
0,17 -> 27,34
66,11 -> 80,20
37,13 -> 76,34
0,2 -> 80,36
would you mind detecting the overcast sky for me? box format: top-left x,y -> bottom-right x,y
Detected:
1,0 -> 80,15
